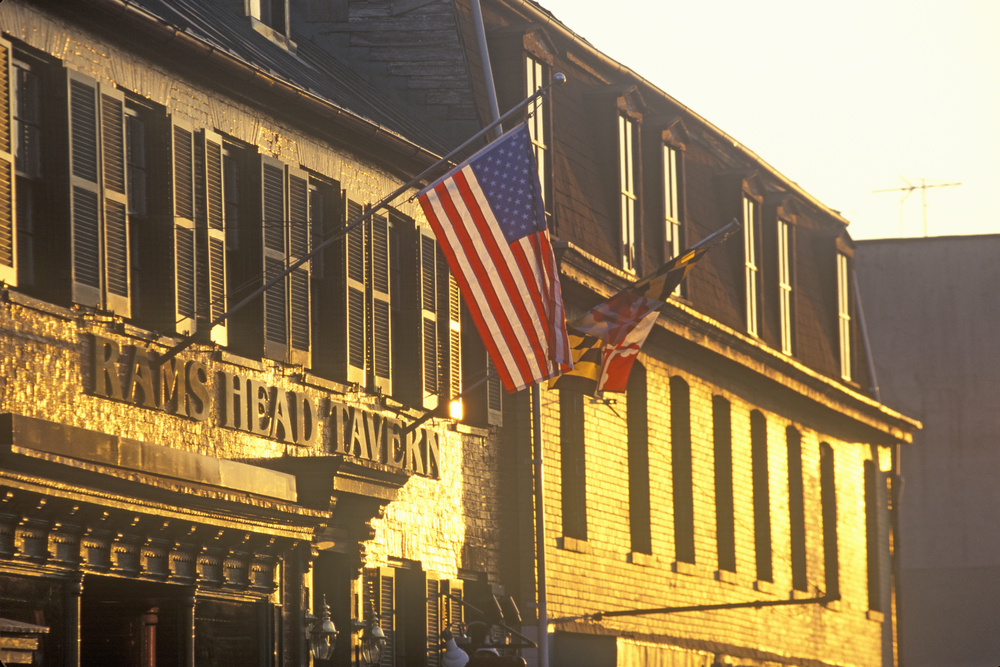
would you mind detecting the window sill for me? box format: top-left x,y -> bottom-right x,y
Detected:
790,588 -> 815,600
866,609 -> 885,623
754,579 -> 775,594
558,536 -> 591,554
250,18 -> 297,52
715,569 -> 739,584
672,560 -> 700,576
215,350 -> 265,372
628,552 -> 657,567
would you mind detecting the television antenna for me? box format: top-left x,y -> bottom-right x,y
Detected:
872,177 -> 961,237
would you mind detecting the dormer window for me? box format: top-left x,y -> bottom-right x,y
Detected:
619,113 -> 638,272
247,0 -> 295,50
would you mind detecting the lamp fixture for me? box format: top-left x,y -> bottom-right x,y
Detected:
354,600 -> 387,667
307,596 -> 338,662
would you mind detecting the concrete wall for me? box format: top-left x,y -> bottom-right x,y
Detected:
855,235 -> 1000,667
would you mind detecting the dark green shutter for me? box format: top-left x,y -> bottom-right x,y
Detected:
66,70 -> 102,308
437,252 -> 460,403
417,226 -> 439,410
199,129 -> 228,345
370,211 -> 391,395
171,120 -> 196,334
260,155 -> 287,361
0,39 -> 16,286
363,567 -> 395,667
101,87 -> 129,317
343,197 -> 367,385
287,166 -> 311,367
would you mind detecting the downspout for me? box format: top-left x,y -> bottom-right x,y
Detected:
854,270 -> 903,667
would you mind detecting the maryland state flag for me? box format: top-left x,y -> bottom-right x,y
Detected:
551,221 -> 739,395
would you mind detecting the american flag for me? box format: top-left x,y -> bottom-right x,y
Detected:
417,124 -> 571,393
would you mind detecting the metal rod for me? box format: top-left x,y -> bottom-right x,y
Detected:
533,383 -> 549,667
155,75 -> 567,367
398,369 -> 496,437
550,594 -> 838,624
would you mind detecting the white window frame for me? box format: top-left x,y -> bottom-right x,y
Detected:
837,252 -> 852,381
619,114 -> 637,272
526,55 -> 549,211
778,218 -> 793,355
743,195 -> 760,336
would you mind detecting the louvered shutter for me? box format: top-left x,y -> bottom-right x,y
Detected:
343,197 -> 367,385
370,211 -> 391,395
425,575 -> 441,667
441,579 -> 464,636
170,120 -> 196,334
66,70 -> 102,308
100,86 -> 129,317
0,39 -> 16,286
287,166 -> 311,367
259,155 -> 288,361
363,567 -> 396,667
417,226 -> 439,411
486,355 -> 503,425
437,253 -> 460,403
199,129 -> 228,345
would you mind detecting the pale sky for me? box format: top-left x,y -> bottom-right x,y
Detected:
534,0 -> 1000,240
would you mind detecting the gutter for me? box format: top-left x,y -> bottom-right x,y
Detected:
502,0 -> 852,227
553,240 -> 922,442
46,0 -> 443,168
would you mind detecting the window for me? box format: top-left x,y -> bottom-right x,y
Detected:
820,442 -> 839,598
837,252 -> 852,381
526,55 -> 550,214
627,363 -> 651,555
619,114 -> 638,272
249,0 -> 287,34
787,426 -> 808,592
713,395 -> 735,572
670,376 -> 695,564
743,195 -> 761,336
751,410 -> 772,583
560,390 -> 587,541
778,218 -> 793,355
663,143 -> 681,262
865,460 -> 882,611
64,68 -> 133,317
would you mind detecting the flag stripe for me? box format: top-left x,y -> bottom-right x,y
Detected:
451,170 -> 551,372
423,186 -> 534,389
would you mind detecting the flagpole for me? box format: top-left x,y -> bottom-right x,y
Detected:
155,74 -> 568,368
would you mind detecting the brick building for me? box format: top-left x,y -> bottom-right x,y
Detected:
290,2 -> 922,666
0,1 -> 511,666
855,236 -> 1000,667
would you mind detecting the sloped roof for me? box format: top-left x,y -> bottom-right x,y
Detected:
113,0 -> 452,155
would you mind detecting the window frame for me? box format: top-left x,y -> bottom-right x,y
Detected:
777,217 -> 794,355
619,112 -> 639,273
837,250 -> 853,381
743,193 -> 762,337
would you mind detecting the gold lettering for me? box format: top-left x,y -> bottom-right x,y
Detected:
186,361 -> 210,422
125,347 -> 156,408
158,356 -> 187,415
91,335 -> 123,400
295,394 -> 321,447
222,371 -> 246,430
405,429 -> 425,475
248,379 -> 270,436
269,388 -> 294,443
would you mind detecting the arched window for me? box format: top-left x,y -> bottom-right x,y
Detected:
627,363 -> 651,555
